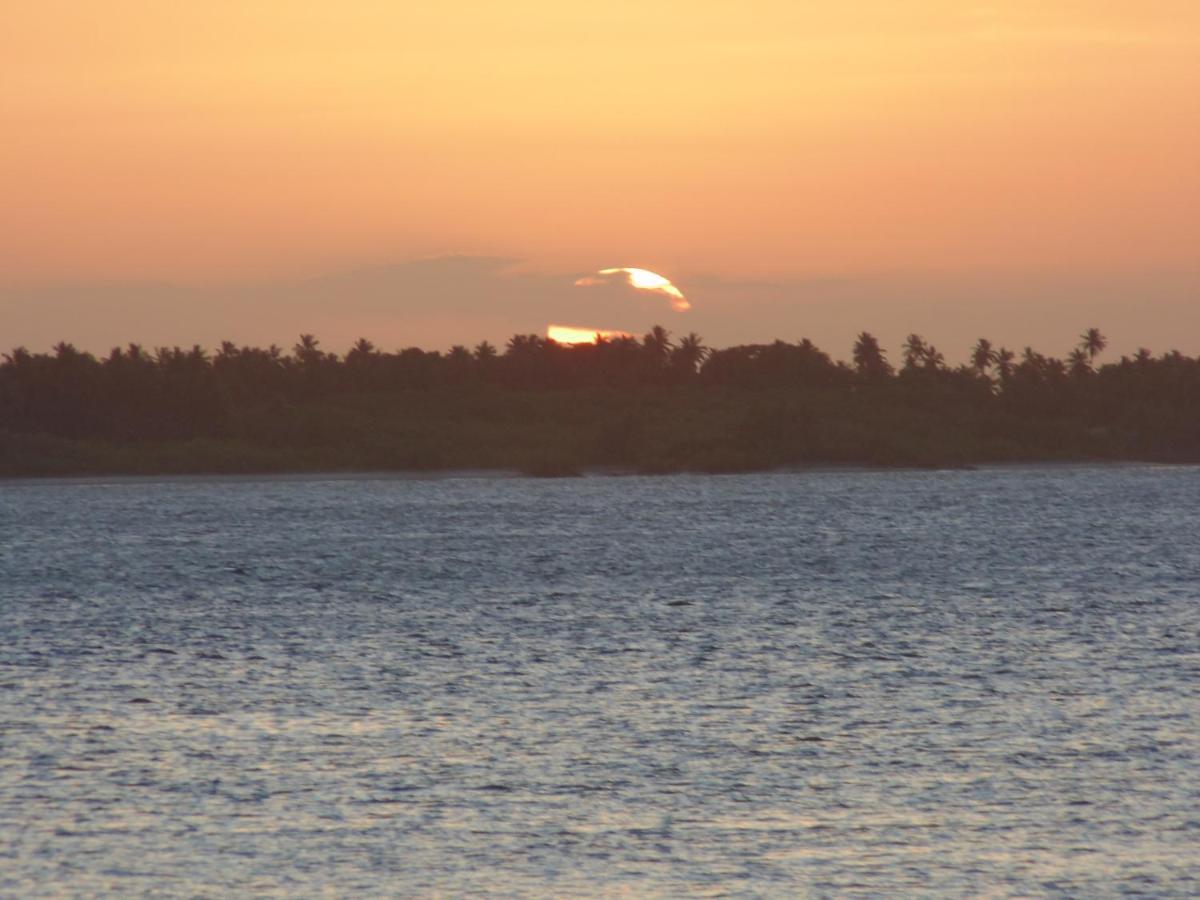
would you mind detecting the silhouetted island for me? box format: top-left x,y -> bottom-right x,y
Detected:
2,327 -> 1198,476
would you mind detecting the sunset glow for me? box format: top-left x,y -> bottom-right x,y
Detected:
1,2 -> 1198,356
575,268 -> 691,313
547,324 -> 633,345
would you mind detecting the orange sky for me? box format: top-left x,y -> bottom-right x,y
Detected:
2,2 -> 1198,357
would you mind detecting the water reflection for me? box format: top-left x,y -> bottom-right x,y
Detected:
1,467 -> 1198,895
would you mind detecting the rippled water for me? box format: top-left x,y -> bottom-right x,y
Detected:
2,466 -> 1198,896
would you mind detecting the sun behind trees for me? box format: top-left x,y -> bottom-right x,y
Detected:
2,326 -> 1200,476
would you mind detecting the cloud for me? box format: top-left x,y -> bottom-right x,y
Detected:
573,268 -> 691,312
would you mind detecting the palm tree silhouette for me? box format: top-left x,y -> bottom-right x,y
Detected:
852,332 -> 890,379
1079,328 -> 1107,364
506,334 -> 540,355
344,338 -> 379,388
994,347 -> 1015,384
349,337 -> 376,357
971,338 -> 995,376
642,326 -> 673,365
1068,347 -> 1092,378
671,332 -> 707,375
294,334 -> 323,367
902,334 -> 928,371
2,346 -> 31,366
922,343 -> 945,372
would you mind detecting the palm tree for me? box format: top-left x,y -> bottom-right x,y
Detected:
902,334 -> 928,371
642,325 -> 673,364
994,347 -> 1015,384
345,338 -> 377,368
971,338 -> 995,376
852,331 -> 891,379
670,332 -> 707,376
506,334 -> 540,355
293,334 -> 323,367
446,345 -> 473,374
922,343 -> 945,372
1079,327 -> 1106,363
3,346 -> 31,366
473,341 -> 497,362
446,345 -> 473,382
343,338 -> 378,389
1068,347 -> 1092,378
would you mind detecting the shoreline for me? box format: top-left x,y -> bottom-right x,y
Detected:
3,458 -> 1194,486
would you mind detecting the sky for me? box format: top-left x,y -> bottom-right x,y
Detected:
2,1 -> 1198,361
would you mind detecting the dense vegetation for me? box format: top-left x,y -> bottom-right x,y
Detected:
2,327 -> 1199,476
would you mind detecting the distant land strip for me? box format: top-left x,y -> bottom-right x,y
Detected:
3,327 -> 1198,477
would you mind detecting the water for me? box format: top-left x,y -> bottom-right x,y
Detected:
1,466 -> 1198,897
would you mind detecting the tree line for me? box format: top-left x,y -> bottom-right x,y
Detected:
2,326 -> 1199,465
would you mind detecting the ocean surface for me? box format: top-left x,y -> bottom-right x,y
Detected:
1,466 -> 1198,897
